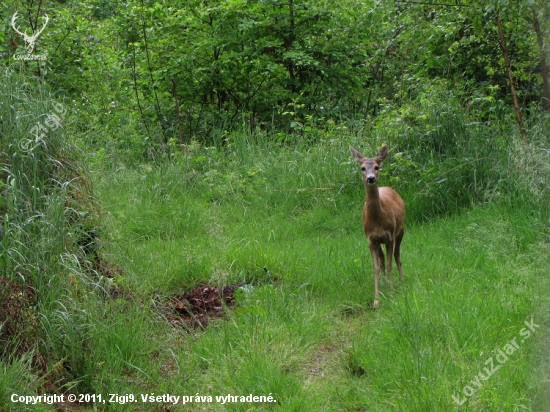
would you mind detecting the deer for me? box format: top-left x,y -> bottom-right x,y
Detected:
11,12 -> 49,54
350,145 -> 405,309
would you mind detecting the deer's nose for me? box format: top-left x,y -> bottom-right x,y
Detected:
366,176 -> 376,184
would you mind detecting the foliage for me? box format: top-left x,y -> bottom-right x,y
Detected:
1,0 -> 548,153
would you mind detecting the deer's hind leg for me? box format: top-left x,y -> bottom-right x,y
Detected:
377,243 -> 386,284
384,240 -> 395,293
394,231 -> 404,282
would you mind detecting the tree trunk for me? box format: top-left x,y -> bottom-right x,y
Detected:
496,17 -> 528,144
171,78 -> 184,145
140,0 -> 167,144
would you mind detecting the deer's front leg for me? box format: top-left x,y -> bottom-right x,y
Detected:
370,241 -> 381,308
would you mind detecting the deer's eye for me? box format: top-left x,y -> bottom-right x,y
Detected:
374,166 -> 379,171
361,166 -> 366,171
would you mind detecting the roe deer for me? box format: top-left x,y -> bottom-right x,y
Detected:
350,145 -> 405,308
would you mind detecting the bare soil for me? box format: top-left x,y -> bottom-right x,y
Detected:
163,283 -> 243,329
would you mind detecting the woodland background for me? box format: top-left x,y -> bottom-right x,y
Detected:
1,1 -> 550,411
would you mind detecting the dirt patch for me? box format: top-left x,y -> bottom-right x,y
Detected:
0,275 -> 37,355
96,257 -> 124,279
95,257 -> 131,300
0,277 -> 85,409
163,283 -> 243,329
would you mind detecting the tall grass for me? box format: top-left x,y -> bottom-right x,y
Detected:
0,70 -> 109,405
91,103 -> 550,410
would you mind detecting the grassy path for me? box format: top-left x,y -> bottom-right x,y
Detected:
92,156 -> 549,411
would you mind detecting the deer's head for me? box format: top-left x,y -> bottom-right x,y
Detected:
350,145 -> 388,186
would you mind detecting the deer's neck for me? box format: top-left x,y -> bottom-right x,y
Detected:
365,184 -> 382,218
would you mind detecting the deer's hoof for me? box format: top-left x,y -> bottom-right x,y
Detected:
373,299 -> 380,309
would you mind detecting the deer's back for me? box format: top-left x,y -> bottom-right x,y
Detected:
379,187 -> 405,215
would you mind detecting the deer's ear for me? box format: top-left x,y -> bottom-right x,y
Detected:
349,146 -> 365,164
375,145 -> 388,163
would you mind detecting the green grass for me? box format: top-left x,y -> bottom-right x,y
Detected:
84,134 -> 550,411
2,71 -> 549,410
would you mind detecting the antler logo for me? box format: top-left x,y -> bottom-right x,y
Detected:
11,12 -> 49,54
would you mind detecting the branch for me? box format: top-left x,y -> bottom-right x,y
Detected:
496,16 -> 528,144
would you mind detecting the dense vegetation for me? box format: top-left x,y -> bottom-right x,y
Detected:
2,0 -> 549,149
1,0 -> 550,410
